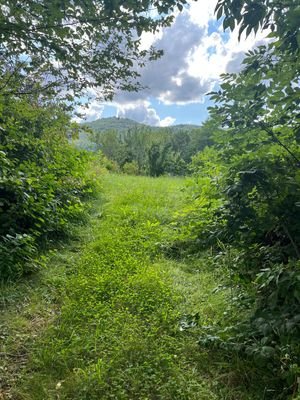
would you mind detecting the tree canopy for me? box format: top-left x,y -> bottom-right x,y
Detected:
216,0 -> 300,46
211,0 -> 300,165
0,0 -> 189,101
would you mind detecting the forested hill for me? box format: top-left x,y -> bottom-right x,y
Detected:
81,116 -> 200,133
82,117 -> 147,132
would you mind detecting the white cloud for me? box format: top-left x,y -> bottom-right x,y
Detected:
140,29 -> 163,51
160,116 -> 176,127
225,51 -> 247,73
187,20 -> 269,81
73,6 -> 272,124
117,102 -> 160,125
115,12 -> 210,105
73,101 -> 104,123
113,8 -> 270,111
187,0 -> 217,27
116,101 -> 175,127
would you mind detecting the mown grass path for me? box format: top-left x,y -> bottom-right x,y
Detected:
1,174 -> 260,399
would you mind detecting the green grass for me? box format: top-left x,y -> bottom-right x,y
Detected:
1,174 -> 267,399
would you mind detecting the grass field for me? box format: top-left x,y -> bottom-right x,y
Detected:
1,174 -> 266,399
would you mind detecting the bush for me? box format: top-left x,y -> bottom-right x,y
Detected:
123,161 -> 139,175
0,96 -> 97,279
173,129 -> 300,396
0,233 -> 39,279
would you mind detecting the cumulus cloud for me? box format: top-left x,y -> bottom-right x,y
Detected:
117,102 -> 160,125
188,23 -> 270,81
187,0 -> 217,27
73,101 -> 104,122
115,12 -> 211,105
160,116 -> 176,127
225,51 -> 247,73
117,101 -> 175,127
74,5 -> 271,123
115,9 -> 270,109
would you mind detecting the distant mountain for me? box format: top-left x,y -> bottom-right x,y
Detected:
82,117 -> 147,133
81,117 -> 200,133
169,124 -> 201,132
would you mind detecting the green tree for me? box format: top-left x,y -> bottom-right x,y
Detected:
211,0 -> 300,164
91,130 -> 126,166
187,120 -> 218,159
0,0 -> 191,101
123,128 -> 150,173
215,0 -> 300,46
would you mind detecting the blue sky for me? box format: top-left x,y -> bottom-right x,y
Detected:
76,0 -> 267,126
100,98 -> 213,125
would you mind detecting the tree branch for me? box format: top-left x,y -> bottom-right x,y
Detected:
260,123 -> 300,167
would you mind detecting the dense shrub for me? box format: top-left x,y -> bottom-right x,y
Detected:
172,128 -> 300,396
0,96 -> 96,279
123,160 -> 139,175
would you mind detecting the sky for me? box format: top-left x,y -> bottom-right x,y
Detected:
76,0 -> 268,127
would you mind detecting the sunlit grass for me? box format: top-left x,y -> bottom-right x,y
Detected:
2,174 -> 265,399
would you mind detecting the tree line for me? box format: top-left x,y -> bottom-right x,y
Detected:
84,120 -> 217,176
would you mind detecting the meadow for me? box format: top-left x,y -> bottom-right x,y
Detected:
1,1 -> 299,398
1,173 -> 272,399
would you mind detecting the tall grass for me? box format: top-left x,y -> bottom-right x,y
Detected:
2,174 -> 268,399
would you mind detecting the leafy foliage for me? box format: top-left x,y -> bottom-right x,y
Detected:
171,1 -> 300,397
215,0 -> 300,47
212,0 -> 300,159
0,95 -> 97,279
1,174 -> 292,400
0,0 -> 192,101
83,119 -> 218,176
173,130 -> 300,396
